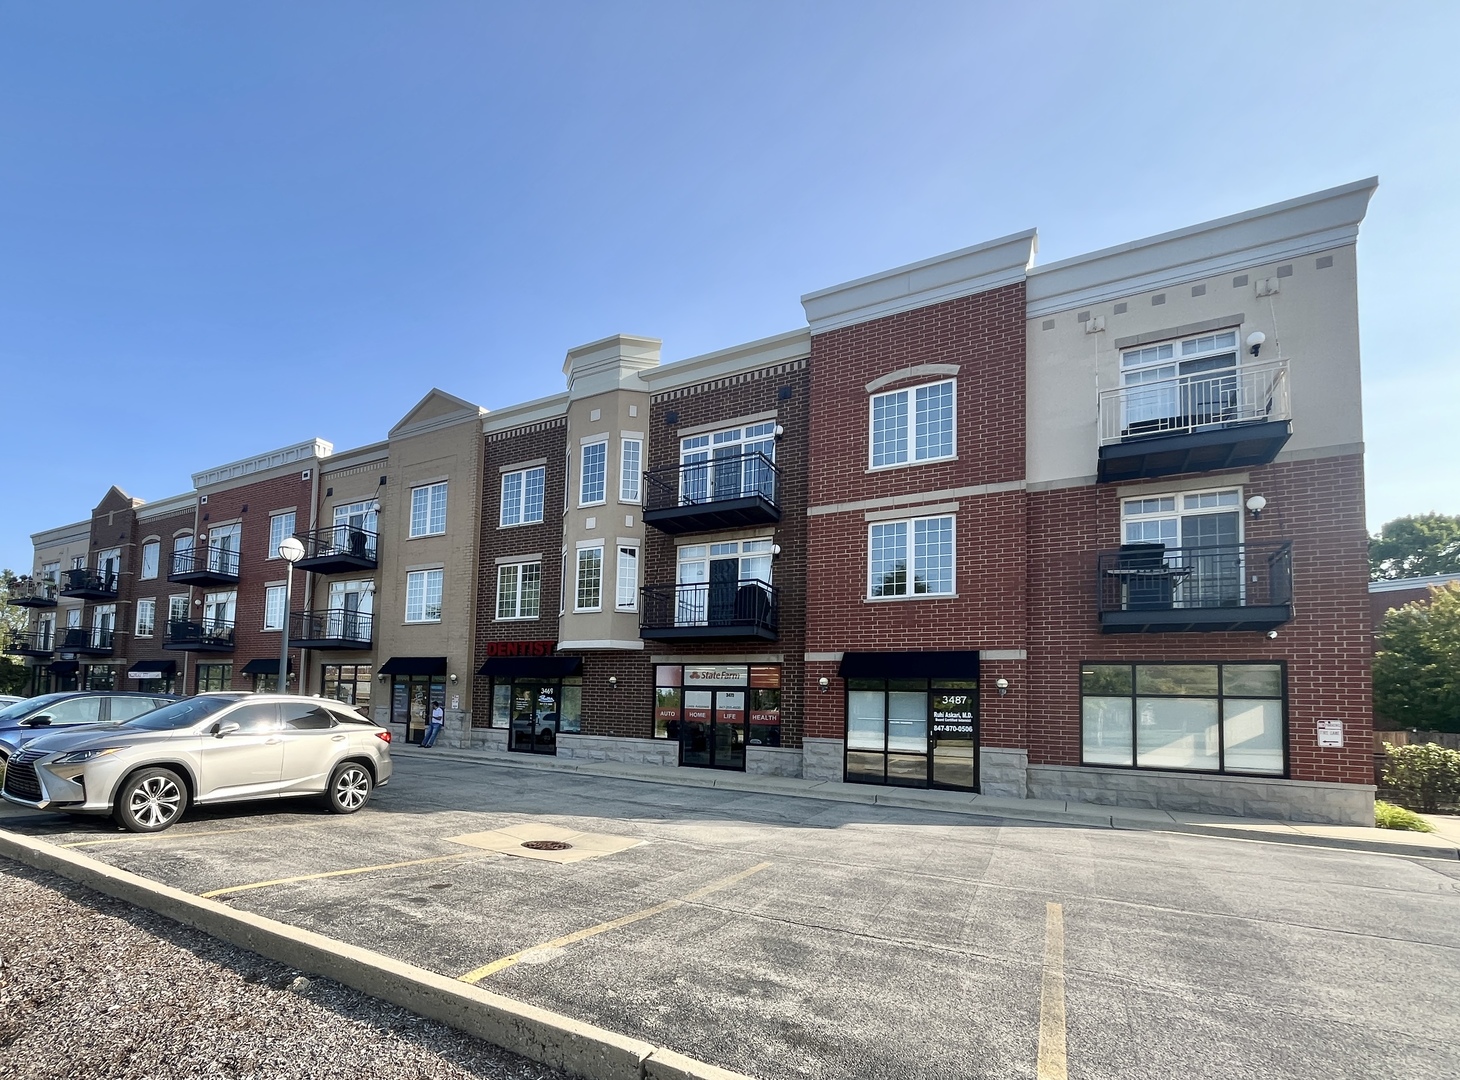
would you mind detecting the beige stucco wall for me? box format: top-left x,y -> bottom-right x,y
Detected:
1026,243 -> 1363,487
373,399 -> 484,711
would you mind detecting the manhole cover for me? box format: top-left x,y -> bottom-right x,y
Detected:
522,840 -> 572,851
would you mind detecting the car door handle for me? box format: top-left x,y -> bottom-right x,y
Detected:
331,735 -> 346,742
265,738 -> 282,745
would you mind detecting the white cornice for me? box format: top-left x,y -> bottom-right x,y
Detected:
801,229 -> 1037,334
322,441 -> 390,472
562,335 -> 662,398
642,328 -> 811,392
136,492 -> 198,520
482,391 -> 569,435
1025,177 -> 1379,318
30,520 -> 90,546
192,438 -> 333,490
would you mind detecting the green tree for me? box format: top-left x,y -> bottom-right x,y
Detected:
1369,513 -> 1460,581
0,570 -> 30,642
1372,582 -> 1460,732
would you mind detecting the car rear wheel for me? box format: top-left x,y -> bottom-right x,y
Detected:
327,762 -> 372,814
114,768 -> 188,833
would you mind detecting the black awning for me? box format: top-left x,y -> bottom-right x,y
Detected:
48,660 -> 79,676
837,651 -> 981,680
379,656 -> 448,676
478,656 -> 583,679
240,657 -> 294,676
126,660 -> 178,679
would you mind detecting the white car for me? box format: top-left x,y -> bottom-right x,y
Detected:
1,693 -> 393,832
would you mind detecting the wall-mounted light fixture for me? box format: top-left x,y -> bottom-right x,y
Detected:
818,676 -> 830,693
1246,331 -> 1266,357
1266,630 -> 1278,640
449,673 -> 458,684
378,673 -> 388,683
608,675 -> 618,688
995,678 -> 1009,696
774,424 -> 785,438
771,544 -> 782,556
1246,495 -> 1267,519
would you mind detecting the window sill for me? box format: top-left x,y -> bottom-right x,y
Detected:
407,531 -> 447,541
498,519 -> 545,530
865,455 -> 958,474
578,500 -> 608,510
573,607 -> 603,614
261,627 -> 283,634
494,615 -> 541,622
403,619 -> 443,626
863,592 -> 959,603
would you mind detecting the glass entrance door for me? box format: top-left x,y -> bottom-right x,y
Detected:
509,681 -> 559,755
678,688 -> 747,770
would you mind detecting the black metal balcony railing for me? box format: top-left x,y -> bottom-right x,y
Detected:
294,525 -> 379,574
640,579 -> 780,641
5,629 -> 55,657
163,618 -> 235,651
168,545 -> 240,584
287,608 -> 373,649
58,568 -> 119,600
643,450 -> 781,535
1097,540 -> 1294,634
7,578 -> 59,607
59,626 -> 115,654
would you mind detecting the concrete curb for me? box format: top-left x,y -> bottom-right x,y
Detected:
423,746 -> 1460,860
0,829 -> 755,1080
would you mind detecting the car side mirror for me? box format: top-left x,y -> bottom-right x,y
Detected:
212,721 -> 241,739
21,716 -> 52,727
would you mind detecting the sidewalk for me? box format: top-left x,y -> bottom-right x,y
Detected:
420,743 -> 1460,861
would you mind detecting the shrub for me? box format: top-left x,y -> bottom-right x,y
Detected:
1382,742 -> 1460,813
1374,800 -> 1434,832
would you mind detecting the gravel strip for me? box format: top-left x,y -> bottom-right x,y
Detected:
0,860 -> 572,1080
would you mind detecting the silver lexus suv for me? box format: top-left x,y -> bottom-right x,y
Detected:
1,693 -> 393,832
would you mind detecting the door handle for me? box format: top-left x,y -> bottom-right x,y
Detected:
331,735 -> 346,742
265,738 -> 282,745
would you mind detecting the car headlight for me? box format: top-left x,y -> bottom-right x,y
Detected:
50,747 -> 123,764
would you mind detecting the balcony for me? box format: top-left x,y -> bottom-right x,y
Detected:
58,568 -> 119,600
640,579 -> 780,641
287,608 -> 373,650
643,451 -> 781,535
162,618 -> 235,652
57,627 -> 115,655
168,545 -> 240,586
7,578 -> 58,608
1097,540 -> 1294,634
5,630 -> 54,658
1097,360 -> 1293,483
294,524 -> 379,574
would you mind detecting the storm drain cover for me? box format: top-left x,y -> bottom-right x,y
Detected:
521,840 -> 573,852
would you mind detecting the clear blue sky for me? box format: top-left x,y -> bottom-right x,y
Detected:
3,1 -> 1457,572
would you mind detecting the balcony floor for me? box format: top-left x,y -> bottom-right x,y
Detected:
295,554 -> 378,575
167,570 -> 241,587
643,496 -> 781,536
288,635 -> 372,650
1100,604 -> 1293,634
639,623 -> 778,642
1097,419 -> 1292,484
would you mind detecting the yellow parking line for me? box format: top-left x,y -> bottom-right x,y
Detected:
1037,901 -> 1067,1080
200,852 -> 483,898
459,860 -> 771,984
64,821 -> 322,848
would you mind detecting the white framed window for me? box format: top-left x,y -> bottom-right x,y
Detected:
135,599 -> 156,638
868,515 -> 955,598
1121,488 -> 1243,608
139,542 -> 159,580
616,546 -> 639,610
869,379 -> 955,468
405,569 -> 443,622
71,555 -> 85,570
206,524 -> 241,575
409,482 -> 448,537
620,440 -> 642,503
96,547 -> 121,577
264,585 -> 287,631
171,535 -> 194,575
268,512 -> 296,560
1120,330 -> 1240,430
92,603 -> 116,647
580,441 -> 608,506
575,547 -> 603,611
560,550 -> 568,615
496,561 -> 542,620
41,561 -> 60,584
678,422 -> 776,504
168,595 -> 189,626
674,539 -> 773,626
500,467 -> 546,527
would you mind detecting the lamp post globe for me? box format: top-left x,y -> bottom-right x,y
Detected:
276,537 -> 305,692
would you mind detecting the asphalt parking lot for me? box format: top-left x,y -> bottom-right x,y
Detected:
3,751 -> 1459,1080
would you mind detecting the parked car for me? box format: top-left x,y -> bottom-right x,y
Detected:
1,693 -> 393,832
0,691 -> 174,742
0,694 -> 27,707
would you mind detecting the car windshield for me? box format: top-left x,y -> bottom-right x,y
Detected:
120,695 -> 241,731
0,693 -> 71,722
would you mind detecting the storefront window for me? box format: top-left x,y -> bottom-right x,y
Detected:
484,675 -> 583,754
1080,662 -> 1285,776
390,675 -> 445,744
653,664 -> 781,771
197,664 -> 233,692
323,663 -> 374,711
845,677 -> 977,791
84,665 -> 116,690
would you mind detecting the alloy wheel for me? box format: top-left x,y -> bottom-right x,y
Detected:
129,775 -> 182,828
334,766 -> 369,810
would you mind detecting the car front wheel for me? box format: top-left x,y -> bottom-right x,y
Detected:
114,768 -> 188,833
327,762 -> 372,814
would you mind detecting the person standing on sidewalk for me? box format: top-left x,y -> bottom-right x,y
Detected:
422,700 -> 444,748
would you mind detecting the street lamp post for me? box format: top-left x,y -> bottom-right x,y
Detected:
277,536 -> 305,694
